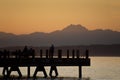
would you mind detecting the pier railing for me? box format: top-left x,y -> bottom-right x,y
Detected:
0,48 -> 90,78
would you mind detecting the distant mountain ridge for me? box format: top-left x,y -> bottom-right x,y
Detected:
0,24 -> 120,47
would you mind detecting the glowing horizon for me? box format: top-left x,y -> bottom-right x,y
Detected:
0,0 -> 120,34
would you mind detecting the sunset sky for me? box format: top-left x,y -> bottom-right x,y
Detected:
0,0 -> 120,34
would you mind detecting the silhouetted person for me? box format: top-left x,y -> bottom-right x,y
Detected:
49,45 -> 58,77
49,44 -> 54,58
22,46 -> 35,77
23,46 -> 28,53
3,49 -> 9,58
29,48 -> 35,58
22,46 -> 29,58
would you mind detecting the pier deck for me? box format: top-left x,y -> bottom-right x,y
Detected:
0,48 -> 91,78
0,58 -> 90,67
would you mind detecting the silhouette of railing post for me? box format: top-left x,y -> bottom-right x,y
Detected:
58,50 -> 62,58
46,50 -> 49,58
72,49 -> 75,58
67,50 -> 69,58
76,50 -> 79,58
40,49 -> 43,58
85,49 -> 89,59
32,49 -> 35,59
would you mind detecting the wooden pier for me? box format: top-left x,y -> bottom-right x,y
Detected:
0,47 -> 91,78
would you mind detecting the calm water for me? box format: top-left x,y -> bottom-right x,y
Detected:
0,57 -> 120,80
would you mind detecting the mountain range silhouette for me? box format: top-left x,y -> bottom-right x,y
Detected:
0,24 -> 120,47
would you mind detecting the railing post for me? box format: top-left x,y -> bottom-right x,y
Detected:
76,50 -> 79,58
85,49 -> 89,59
40,49 -> 43,58
46,50 -> 49,58
67,50 -> 69,58
58,50 -> 62,58
72,49 -> 75,58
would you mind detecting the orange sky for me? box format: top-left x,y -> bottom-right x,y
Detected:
0,0 -> 120,34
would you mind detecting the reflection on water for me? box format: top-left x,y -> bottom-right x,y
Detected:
0,77 -> 90,80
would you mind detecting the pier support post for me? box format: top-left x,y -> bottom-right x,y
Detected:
28,66 -> 30,78
8,66 -> 22,78
33,66 -> 47,78
79,66 -> 82,78
2,67 -> 9,77
49,66 -> 58,77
